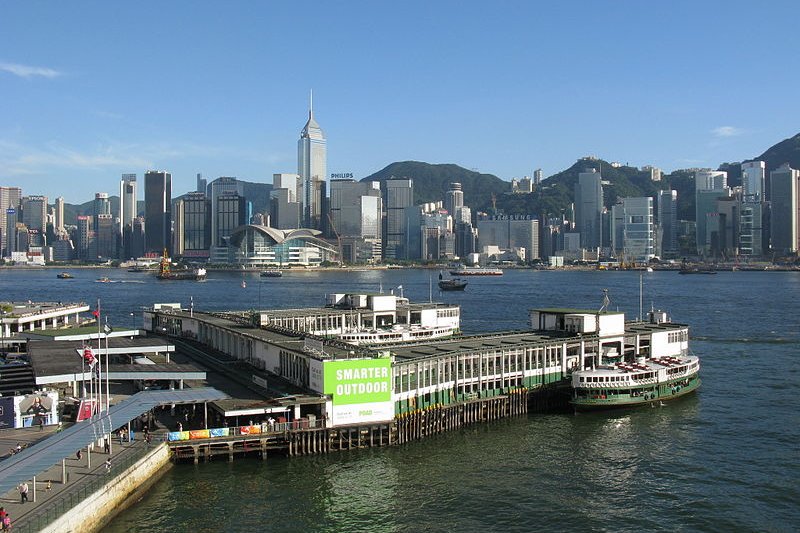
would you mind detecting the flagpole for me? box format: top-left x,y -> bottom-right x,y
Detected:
105,317 -> 110,413
97,298 -> 102,415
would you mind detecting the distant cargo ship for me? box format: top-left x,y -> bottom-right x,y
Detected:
157,250 -> 206,281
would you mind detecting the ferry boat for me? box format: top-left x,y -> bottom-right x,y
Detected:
449,265 -> 503,276
339,324 -> 460,345
56,272 -> 74,279
260,270 -> 283,278
679,259 -> 717,275
438,278 -> 467,291
570,310 -> 700,411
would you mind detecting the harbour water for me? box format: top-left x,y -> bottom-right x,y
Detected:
1,268 -> 798,531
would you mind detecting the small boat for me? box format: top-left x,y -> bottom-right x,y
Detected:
56,272 -> 74,279
438,278 -> 468,291
260,270 -> 283,278
241,279 -> 247,288
96,277 -> 112,283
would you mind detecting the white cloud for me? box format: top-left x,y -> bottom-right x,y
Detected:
711,126 -> 743,138
0,61 -> 61,79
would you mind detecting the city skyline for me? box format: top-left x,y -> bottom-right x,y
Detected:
2,2 -> 799,203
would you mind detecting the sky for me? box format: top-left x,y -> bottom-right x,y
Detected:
1,1 -> 798,204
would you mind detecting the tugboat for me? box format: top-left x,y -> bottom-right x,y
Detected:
156,250 -> 207,281
56,272 -> 74,279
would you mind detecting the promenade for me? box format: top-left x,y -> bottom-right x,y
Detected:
0,430 -> 160,532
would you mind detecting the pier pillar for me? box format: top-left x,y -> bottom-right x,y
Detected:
62,458 -> 67,484
32,475 -> 36,503
228,443 -> 234,462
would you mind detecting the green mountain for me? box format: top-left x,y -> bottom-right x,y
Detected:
361,161 -> 509,209
750,132 -> 800,172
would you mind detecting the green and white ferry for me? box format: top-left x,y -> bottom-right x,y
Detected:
570,306 -> 700,411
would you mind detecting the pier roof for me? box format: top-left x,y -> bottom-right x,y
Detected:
0,387 -> 228,496
387,329 -> 579,361
28,338 -> 203,385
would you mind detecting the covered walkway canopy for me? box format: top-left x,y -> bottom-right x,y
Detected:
0,387 -> 228,495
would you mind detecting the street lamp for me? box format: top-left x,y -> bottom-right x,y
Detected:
129,312 -> 135,331
0,310 -> 6,357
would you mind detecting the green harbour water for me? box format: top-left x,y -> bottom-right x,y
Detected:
2,267 -> 798,532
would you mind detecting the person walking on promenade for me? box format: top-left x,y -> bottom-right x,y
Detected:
76,449 -> 82,461
105,458 -> 112,474
1,512 -> 10,531
18,482 -> 28,503
104,438 -> 110,454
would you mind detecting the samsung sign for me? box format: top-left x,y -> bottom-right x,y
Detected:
330,173 -> 354,180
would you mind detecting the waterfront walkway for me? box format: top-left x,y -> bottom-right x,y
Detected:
0,435 -> 158,532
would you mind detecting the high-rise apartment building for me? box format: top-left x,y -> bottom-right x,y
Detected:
144,171 -> 172,256
657,190 -> 678,256
297,94 -> 327,230
574,170 -> 603,251
769,163 -> 800,255
0,187 -> 21,257
95,213 -> 116,259
76,215 -> 92,260
385,179 -> 414,260
741,161 -> 766,202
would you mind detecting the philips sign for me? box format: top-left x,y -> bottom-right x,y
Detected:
330,173 -> 354,180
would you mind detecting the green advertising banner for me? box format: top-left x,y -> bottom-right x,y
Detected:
323,358 -> 392,405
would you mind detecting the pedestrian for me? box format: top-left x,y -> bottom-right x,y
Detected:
1,513 -> 9,531
145,433 -> 152,446
76,449 -> 82,461
39,417 -> 44,431
104,458 -> 111,473
118,428 -> 125,445
177,422 -> 182,432
46,480 -> 51,491
104,438 -> 110,454
18,482 -> 28,503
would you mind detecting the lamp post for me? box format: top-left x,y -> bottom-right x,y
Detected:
0,309 -> 6,357
129,312 -> 135,331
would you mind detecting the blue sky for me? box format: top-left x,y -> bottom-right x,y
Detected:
1,1 -> 798,203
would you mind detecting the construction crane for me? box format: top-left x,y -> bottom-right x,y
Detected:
327,212 -> 343,265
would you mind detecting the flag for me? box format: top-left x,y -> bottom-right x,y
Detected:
92,308 -> 100,319
83,346 -> 96,367
397,285 -> 403,289
103,323 -> 112,335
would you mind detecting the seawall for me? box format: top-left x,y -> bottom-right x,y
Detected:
41,444 -> 172,533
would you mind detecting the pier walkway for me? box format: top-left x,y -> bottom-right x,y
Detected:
0,388 -> 227,532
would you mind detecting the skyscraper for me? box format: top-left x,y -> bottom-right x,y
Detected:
385,179 -> 414,260
769,163 -> 800,255
657,190 -> 678,256
55,196 -> 65,234
574,170 -> 603,251
120,174 -> 137,233
444,183 -> 464,219
610,197 -> 655,263
741,161 -> 765,202
297,92 -> 327,230
196,173 -> 207,194
695,170 -> 729,256
144,170 -> 172,256
209,177 -> 246,263
21,195 -> 48,233
0,187 -> 21,257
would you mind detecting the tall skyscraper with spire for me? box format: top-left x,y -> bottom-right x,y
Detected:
297,91 -> 327,230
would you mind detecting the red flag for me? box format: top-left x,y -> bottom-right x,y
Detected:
83,346 -> 96,366
92,309 -> 100,319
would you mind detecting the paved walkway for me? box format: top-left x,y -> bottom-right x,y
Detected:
0,431 -> 161,532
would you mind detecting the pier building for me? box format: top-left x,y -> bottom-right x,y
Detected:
145,298 -> 689,427
0,302 -> 91,338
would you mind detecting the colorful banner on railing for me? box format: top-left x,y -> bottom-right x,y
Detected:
210,428 -> 229,438
239,425 -> 261,435
189,429 -> 210,439
168,431 -> 190,441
